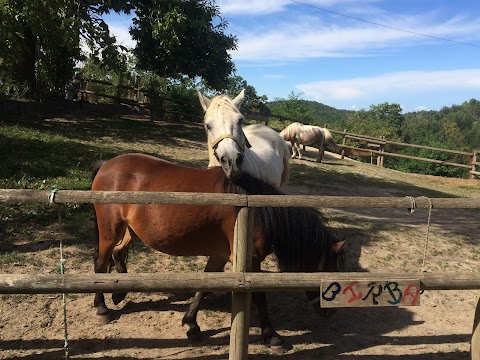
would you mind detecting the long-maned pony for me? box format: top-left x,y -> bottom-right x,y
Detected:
198,90 -> 290,188
280,122 -> 340,162
91,153 -> 346,347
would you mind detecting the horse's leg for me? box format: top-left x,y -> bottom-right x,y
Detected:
182,256 -> 227,341
316,134 -> 326,162
110,227 -> 135,305
93,215 -> 126,323
93,242 -> 115,322
251,261 -> 284,347
296,142 -> 303,159
290,141 -> 297,159
317,140 -> 325,163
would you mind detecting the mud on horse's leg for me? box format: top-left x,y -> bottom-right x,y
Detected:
182,256 -> 227,342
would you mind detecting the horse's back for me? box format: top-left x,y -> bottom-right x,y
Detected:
92,153 -> 222,192
244,124 -> 286,151
91,153 -> 233,257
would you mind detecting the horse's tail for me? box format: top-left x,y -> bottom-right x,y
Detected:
323,128 -> 340,150
280,142 -> 290,188
91,160 -> 107,182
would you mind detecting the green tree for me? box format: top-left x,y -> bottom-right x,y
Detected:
130,0 -> 237,90
346,102 -> 404,140
0,0 -> 129,99
0,0 -> 237,99
223,75 -> 270,114
271,92 -> 316,123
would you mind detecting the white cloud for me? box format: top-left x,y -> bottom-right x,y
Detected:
218,0 -> 380,15
231,12 -> 480,62
413,105 -> 431,112
217,0 -> 290,15
108,23 -> 136,49
296,68 -> 480,103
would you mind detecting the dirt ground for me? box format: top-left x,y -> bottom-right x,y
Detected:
1,115 -> 480,359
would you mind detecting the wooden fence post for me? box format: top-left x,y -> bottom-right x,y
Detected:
341,129 -> 347,159
377,136 -> 385,167
229,206 -> 254,360
472,292 -> 480,359
469,151 -> 477,180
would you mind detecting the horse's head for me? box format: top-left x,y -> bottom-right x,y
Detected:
305,240 -> 347,318
198,89 -> 248,180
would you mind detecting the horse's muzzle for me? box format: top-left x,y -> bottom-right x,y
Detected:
218,154 -> 244,179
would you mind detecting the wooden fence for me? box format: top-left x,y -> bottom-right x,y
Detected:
75,77 -> 203,121
329,129 -> 479,179
1,189 -> 480,359
69,77 -> 479,180
72,77 -> 271,124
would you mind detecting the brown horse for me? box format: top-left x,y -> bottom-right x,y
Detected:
91,153 -> 346,347
279,122 -> 340,162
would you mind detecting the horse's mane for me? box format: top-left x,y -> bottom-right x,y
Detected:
223,171 -> 335,272
208,95 -> 242,115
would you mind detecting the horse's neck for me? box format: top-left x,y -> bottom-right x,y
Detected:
243,147 -> 282,188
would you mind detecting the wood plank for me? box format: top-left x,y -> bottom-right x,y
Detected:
1,272 -> 480,294
320,279 -> 420,308
2,189 -> 480,209
472,292 -> 480,360
341,145 -> 472,169
229,207 -> 254,360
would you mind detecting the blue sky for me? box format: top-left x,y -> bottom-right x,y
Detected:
104,0 -> 480,113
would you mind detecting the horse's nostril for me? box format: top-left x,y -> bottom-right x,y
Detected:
237,154 -> 243,166
220,156 -> 227,164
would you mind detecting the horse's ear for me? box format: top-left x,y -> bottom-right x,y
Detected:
332,240 -> 347,254
232,89 -> 245,109
197,89 -> 211,112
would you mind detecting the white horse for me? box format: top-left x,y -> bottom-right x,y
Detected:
280,122 -> 340,162
198,89 -> 290,188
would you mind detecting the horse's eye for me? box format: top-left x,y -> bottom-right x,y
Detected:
205,124 -> 211,131
239,117 -> 244,125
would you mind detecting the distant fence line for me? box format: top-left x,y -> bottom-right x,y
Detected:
328,129 -> 479,179
69,77 -> 479,180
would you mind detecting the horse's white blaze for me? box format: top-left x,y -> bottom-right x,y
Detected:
198,90 -> 290,188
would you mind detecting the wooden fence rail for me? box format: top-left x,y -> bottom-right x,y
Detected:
2,272 -> 480,294
2,189 -> 480,209
329,129 -> 478,179
1,189 -> 480,358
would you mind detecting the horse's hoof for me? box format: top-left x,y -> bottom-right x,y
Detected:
186,325 -> 203,343
266,335 -> 284,347
112,292 -> 127,305
97,313 -> 114,325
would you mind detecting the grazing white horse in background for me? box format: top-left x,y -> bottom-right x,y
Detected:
198,89 -> 290,188
280,122 -> 340,162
